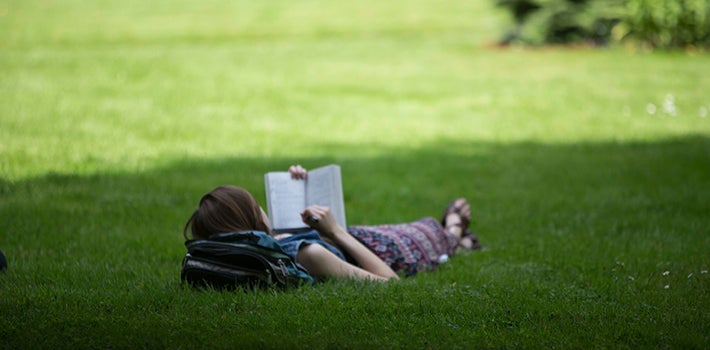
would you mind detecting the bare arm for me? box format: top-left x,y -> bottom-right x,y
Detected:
301,205 -> 399,281
287,164 -> 398,281
295,244 -> 394,282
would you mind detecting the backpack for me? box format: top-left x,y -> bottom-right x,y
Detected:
181,230 -> 314,290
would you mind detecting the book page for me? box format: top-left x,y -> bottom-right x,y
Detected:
306,165 -> 347,228
264,172 -> 307,231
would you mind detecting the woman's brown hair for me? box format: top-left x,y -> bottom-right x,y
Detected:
183,185 -> 271,240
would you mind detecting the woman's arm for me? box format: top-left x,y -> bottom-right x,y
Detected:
301,205 -> 399,281
295,244 -> 394,282
287,164 -> 399,281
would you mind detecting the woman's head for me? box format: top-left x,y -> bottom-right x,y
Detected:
183,185 -> 271,240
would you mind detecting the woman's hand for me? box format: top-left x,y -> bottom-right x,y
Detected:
289,165 -> 307,180
300,205 -> 340,239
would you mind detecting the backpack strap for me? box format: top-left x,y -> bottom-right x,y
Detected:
207,231 -> 284,252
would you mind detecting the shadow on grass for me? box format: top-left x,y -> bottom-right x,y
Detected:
1,135 -> 709,349
1,134 -> 708,272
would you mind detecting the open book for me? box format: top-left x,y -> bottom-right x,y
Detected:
264,164 -> 347,233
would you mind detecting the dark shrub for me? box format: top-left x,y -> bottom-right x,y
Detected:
495,0 -> 709,49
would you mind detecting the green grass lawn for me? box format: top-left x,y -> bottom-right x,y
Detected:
1,0 -> 709,348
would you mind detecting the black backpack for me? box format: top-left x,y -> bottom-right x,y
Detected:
181,231 -> 314,290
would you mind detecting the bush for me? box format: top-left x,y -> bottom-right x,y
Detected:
495,0 -> 710,49
618,0 -> 710,48
495,0 -> 625,45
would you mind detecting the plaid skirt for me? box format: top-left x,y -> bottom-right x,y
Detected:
347,216 -> 458,276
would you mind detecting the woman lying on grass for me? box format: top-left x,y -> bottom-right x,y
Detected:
183,165 -> 481,282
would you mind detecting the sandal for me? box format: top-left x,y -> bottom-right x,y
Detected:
442,198 -> 483,251
458,230 -> 483,251
441,198 -> 471,233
